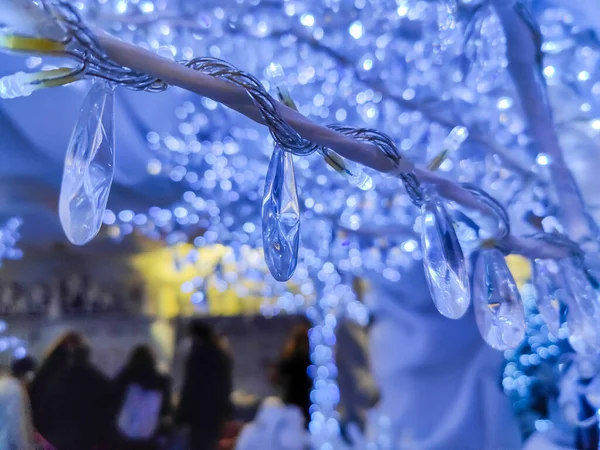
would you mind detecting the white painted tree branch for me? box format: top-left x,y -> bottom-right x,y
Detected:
95,11 -> 538,177
95,29 -> 400,173
492,0 -> 598,244
92,29 -> 576,261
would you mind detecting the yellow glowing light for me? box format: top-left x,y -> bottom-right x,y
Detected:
0,34 -> 65,53
39,67 -> 81,88
130,244 -> 302,318
506,254 -> 531,290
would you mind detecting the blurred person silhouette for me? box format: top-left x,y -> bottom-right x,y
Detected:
10,355 -> 37,386
30,331 -> 85,433
176,320 -> 233,450
31,332 -> 111,450
336,319 -> 380,441
0,370 -> 35,450
276,321 -> 312,428
111,345 -> 172,450
0,366 -> 56,450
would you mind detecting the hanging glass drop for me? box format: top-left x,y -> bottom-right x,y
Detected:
531,258 -> 565,337
560,259 -> 600,355
262,145 -> 300,281
421,195 -> 470,319
59,80 -> 115,245
463,4 -> 507,94
473,248 -> 525,350
560,259 -> 600,319
566,296 -> 600,356
585,373 -> 600,409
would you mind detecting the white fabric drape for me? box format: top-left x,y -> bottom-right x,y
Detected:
367,264 -> 522,449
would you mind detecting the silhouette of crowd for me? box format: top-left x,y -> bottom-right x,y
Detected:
0,318 -> 313,450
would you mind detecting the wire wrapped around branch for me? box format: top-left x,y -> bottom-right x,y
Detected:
325,125 -> 422,206
527,232 -> 585,264
460,182 -> 511,240
49,0 -> 167,91
15,0 -> 593,264
184,57 -> 318,156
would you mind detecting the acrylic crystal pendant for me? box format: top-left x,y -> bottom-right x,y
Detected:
262,146 -> 300,281
560,259 -> 600,355
560,259 -> 600,320
59,80 -> 115,245
531,258 -> 564,337
421,195 -> 470,319
473,248 -> 526,350
585,373 -> 600,409
564,294 -> 600,356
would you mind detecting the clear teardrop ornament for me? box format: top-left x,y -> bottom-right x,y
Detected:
59,80 -> 115,245
585,373 -> 600,409
560,259 -> 600,355
563,293 -> 600,356
561,259 -> 600,320
262,145 -> 300,281
421,194 -> 470,319
531,258 -> 565,337
463,4 -> 507,94
473,247 -> 526,350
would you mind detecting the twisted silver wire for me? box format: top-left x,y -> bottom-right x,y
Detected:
184,57 -> 318,156
399,172 -> 424,207
325,125 -> 401,165
526,232 -> 585,264
36,0 -> 592,270
325,125 -> 421,206
459,182 -> 511,239
45,0 -> 423,206
48,0 -> 167,91
44,1 -> 420,179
